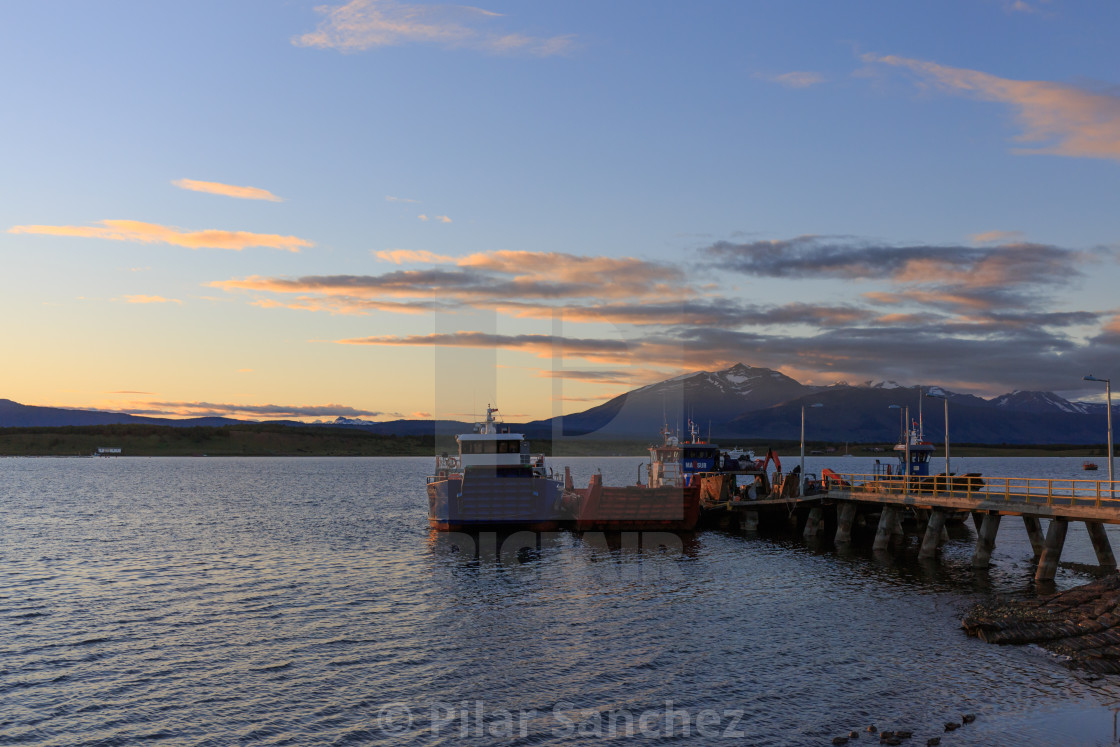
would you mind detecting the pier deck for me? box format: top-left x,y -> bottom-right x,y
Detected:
727,472 -> 1120,581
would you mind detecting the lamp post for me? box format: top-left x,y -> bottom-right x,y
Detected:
926,391 -> 950,477
1085,375 -> 1114,497
800,402 -> 823,497
889,404 -> 910,497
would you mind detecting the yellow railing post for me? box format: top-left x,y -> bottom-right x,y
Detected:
1097,480 -> 1101,508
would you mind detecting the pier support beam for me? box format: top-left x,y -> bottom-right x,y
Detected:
803,507 -> 824,539
972,512 -> 1002,569
1035,519 -> 1069,582
1022,516 -> 1045,558
919,509 -> 949,560
971,512 -> 983,533
741,510 -> 759,532
873,507 -> 899,552
835,503 -> 857,544
890,509 -> 905,548
1086,521 -> 1117,570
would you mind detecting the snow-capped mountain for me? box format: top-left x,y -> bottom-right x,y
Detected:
991,391 -> 1093,415
527,363 -> 816,437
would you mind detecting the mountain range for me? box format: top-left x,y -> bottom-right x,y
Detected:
1,363 -> 1115,445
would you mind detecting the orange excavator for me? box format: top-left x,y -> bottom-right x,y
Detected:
821,468 -> 851,489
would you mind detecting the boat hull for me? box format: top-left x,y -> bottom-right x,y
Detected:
566,474 -> 701,531
427,474 -> 563,531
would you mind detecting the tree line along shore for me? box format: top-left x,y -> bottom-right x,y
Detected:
0,424 -> 1112,458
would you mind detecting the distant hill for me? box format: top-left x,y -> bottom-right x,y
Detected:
3,363 -> 1115,445
0,399 -> 240,428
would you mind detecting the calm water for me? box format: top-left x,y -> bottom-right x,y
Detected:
3,456 -> 1120,746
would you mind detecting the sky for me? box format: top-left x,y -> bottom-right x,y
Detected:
3,0 -> 1120,423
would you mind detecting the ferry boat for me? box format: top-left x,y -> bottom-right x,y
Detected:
425,405 -> 563,531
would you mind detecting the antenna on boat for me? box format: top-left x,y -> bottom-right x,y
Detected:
917,385 -> 923,440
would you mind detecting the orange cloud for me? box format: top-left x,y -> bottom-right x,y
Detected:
866,53 -> 1120,161
172,178 -> 283,202
375,249 -> 454,264
9,219 -> 313,252
120,295 -> 183,305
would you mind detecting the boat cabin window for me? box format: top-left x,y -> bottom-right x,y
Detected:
460,439 -> 523,455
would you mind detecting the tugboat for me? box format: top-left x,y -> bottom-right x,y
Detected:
426,405 -> 562,531
563,420 -> 769,531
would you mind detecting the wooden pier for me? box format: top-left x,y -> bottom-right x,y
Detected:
722,472 -> 1120,582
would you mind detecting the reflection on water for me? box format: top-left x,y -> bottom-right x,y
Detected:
2,456 -> 1120,745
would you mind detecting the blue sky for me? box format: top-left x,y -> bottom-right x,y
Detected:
3,0 -> 1119,421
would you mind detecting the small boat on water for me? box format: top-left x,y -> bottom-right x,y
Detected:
1084,462 -> 1100,471
425,405 -> 562,531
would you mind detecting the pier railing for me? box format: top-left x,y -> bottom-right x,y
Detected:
828,472 -> 1120,509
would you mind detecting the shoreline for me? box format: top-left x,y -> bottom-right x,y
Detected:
1,424 -> 1116,458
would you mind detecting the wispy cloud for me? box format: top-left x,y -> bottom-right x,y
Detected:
9,219 -> 313,252
705,235 -> 1080,288
294,0 -> 574,56
136,401 -> 383,419
864,53 -> 1120,161
536,369 -> 635,385
172,178 -> 283,202
214,250 -> 683,311
970,229 -> 1025,244
754,71 -> 826,89
375,249 -> 455,263
1006,0 -> 1048,14
119,295 -> 183,305
385,195 -> 419,203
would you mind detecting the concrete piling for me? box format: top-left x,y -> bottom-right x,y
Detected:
835,502 -> 857,544
742,510 -> 759,531
1035,519 -> 1069,582
972,512 -> 1002,569
919,509 -> 948,560
803,507 -> 824,539
1022,516 -> 1045,558
1086,521 -> 1117,569
873,507 -> 897,552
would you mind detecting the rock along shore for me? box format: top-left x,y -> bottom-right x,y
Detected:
963,573 -> 1120,674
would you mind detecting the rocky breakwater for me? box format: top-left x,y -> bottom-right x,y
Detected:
963,573 -> 1120,674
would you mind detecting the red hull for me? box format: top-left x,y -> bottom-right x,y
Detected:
428,518 -> 561,532
567,474 -> 701,531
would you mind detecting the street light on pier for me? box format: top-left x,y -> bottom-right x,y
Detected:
925,391 -> 950,477
1084,374 -> 1114,498
800,402 -> 823,497
889,404 -> 910,497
